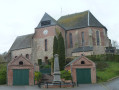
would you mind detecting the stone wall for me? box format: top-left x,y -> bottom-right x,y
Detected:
72,51 -> 93,56
33,26 -> 56,63
32,25 -> 66,64
11,48 -> 32,62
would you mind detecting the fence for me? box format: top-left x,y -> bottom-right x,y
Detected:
40,68 -> 51,74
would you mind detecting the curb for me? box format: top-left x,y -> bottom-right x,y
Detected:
107,76 -> 119,82
97,76 -> 119,84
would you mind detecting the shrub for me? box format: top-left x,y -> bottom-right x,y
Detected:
34,72 -> 42,83
96,62 -> 109,71
44,65 -> 50,68
0,64 -> 7,84
60,70 -> 72,80
40,65 -> 51,69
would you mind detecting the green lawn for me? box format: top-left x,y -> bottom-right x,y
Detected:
96,62 -> 119,82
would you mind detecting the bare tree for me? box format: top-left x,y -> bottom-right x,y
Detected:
0,52 -> 7,62
112,40 -> 119,49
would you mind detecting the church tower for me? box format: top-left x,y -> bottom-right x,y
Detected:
32,13 -> 58,64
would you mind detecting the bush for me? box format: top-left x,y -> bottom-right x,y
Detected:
60,70 -> 72,80
96,62 -> 109,71
34,72 -> 42,83
40,65 -> 51,69
87,54 -> 119,62
0,64 -> 7,84
44,65 -> 50,68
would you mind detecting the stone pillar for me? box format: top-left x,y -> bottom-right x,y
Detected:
53,54 -> 61,83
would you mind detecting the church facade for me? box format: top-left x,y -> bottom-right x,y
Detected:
8,10 -> 111,65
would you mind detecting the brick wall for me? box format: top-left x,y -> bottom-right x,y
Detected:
8,55 -> 34,86
65,56 -> 96,84
66,27 -> 110,56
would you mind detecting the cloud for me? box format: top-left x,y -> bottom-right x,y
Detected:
0,0 -> 119,53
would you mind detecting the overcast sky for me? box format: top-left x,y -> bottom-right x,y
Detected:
0,0 -> 119,54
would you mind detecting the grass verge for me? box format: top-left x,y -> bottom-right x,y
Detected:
96,61 -> 119,82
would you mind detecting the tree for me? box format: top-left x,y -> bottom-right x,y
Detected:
112,40 -> 119,49
53,33 -> 65,71
0,54 -> 4,62
58,33 -> 65,70
53,36 -> 58,56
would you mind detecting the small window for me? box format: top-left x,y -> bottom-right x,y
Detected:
26,54 -> 29,59
15,56 -> 17,58
41,20 -> 51,26
38,59 -> 42,65
19,61 -> 23,65
81,61 -> 85,64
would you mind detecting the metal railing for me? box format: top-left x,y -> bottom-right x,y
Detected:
38,81 -> 75,88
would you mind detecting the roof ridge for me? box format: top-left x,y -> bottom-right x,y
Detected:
17,33 -> 33,37
58,10 -> 89,20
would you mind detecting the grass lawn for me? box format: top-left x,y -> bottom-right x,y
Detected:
96,61 -> 119,82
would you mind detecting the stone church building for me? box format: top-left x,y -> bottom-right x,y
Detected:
7,10 -> 111,65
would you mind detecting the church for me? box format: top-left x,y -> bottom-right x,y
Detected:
7,10 -> 111,65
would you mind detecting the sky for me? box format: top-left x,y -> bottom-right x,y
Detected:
0,0 -> 119,54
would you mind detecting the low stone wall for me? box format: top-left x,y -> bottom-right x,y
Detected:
43,84 -> 73,88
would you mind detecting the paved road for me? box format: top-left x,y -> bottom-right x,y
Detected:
0,78 -> 119,90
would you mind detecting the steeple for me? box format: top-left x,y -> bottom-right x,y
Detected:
35,13 -> 57,29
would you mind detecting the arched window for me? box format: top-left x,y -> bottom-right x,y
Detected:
81,61 -> 85,64
26,54 -> 29,59
69,33 -> 73,48
19,61 -> 23,65
81,32 -> 84,46
45,56 -> 48,64
45,39 -> 48,51
96,31 -> 100,45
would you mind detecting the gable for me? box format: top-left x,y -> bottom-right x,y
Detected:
8,55 -> 33,66
72,56 -> 93,66
65,56 -> 95,67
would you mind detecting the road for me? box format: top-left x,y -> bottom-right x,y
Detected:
0,78 -> 119,90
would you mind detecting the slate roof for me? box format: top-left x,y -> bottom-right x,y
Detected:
9,10 -> 106,51
36,13 -> 57,29
65,56 -> 81,67
58,10 -> 106,30
72,46 -> 93,53
10,34 -> 33,51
